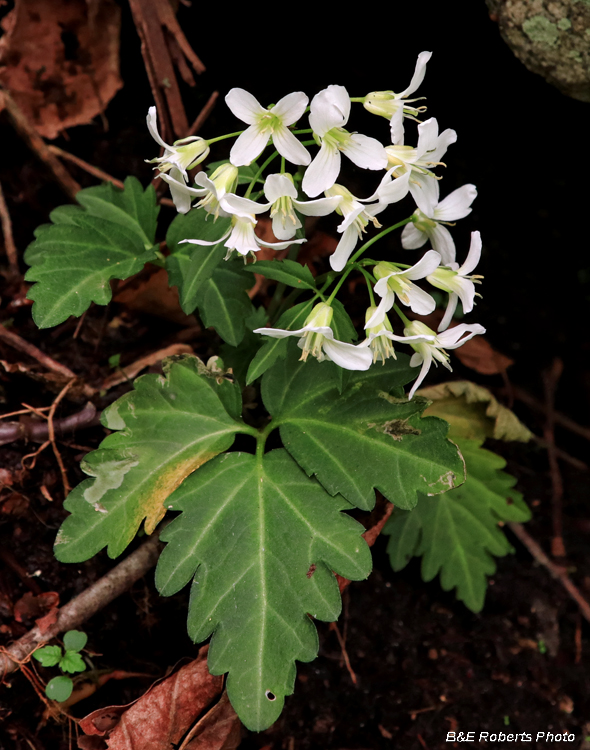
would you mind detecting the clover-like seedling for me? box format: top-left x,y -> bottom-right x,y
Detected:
33,630 -> 88,702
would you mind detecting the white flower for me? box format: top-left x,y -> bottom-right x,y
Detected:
261,173 -> 342,240
363,51 -> 432,144
225,89 -> 311,167
159,163 -> 239,218
254,302 -> 372,371
401,181 -> 477,264
361,307 -> 435,364
181,209 -> 305,260
427,231 -> 484,331
146,106 -> 210,213
366,250 -> 442,328
404,320 -> 486,399
303,85 -> 387,197
325,169 -> 411,272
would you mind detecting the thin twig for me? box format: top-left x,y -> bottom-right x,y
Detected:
46,380 -> 76,496
328,621 -> 357,685
47,145 -> 125,189
542,358 -> 565,557
0,530 -> 163,680
0,402 -> 97,445
186,90 -> 219,137
507,385 -> 590,442
0,179 -> 18,274
0,90 -> 81,200
530,434 -> 588,471
508,522 -> 590,625
0,323 -> 95,399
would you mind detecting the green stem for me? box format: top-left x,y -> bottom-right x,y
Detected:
359,267 -> 376,306
292,128 -> 313,135
393,303 -> 411,327
245,151 -> 280,198
256,420 -> 275,460
207,130 -> 245,144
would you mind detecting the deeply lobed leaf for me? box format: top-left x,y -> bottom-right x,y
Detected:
385,438 -> 531,612
25,177 -> 160,328
156,449 -> 371,731
262,349 -> 466,510
54,356 -> 243,562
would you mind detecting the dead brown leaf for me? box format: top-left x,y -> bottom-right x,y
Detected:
114,266 -> 198,326
0,0 -> 122,139
181,692 -> 241,750
13,591 -> 59,623
453,334 -> 514,375
78,648 -> 226,750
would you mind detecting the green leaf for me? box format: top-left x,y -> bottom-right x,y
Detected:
33,645 -> 62,667
246,300 -> 315,384
196,262 -> 255,346
54,356 -> 243,562
262,349 -> 465,510
45,676 -> 73,702
243,260 -> 316,291
384,438 -> 531,612
156,448 -> 371,732
25,179 -> 160,328
75,177 -> 159,248
220,308 -> 267,386
165,208 -> 231,314
59,651 -> 86,674
63,630 -> 87,653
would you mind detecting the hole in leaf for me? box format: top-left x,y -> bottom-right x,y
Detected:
265,690 -> 276,701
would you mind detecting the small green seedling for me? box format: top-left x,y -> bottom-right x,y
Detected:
33,630 -> 88,702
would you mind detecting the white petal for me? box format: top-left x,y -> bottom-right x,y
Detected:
429,128 -> 457,163
459,231 -> 482,275
415,118 -> 439,158
159,172 -> 207,197
225,88 -> 266,125
454,277 -> 476,313
330,226 -> 358,272
398,51 -> 432,98
302,143 -> 341,197
401,222 -> 428,250
229,125 -> 270,167
434,184 -> 477,221
254,326 -> 305,339
408,349 -> 432,399
343,134 -> 387,171
365,288 -> 395,328
271,212 -> 301,240
181,227 -> 231,246
309,85 -> 350,135
322,339 -> 372,370
146,106 -> 170,149
221,193 -> 269,217
404,249 -> 442,280
438,293 -> 458,332
409,173 -> 438,215
293,195 -> 342,217
168,167 -> 192,214
257,236 -> 307,250
405,282 -> 436,315
389,106 -> 405,145
264,173 -> 297,203
375,169 -> 410,205
271,91 -> 309,124
437,323 -> 486,348
429,224 -> 456,264
272,125 -> 311,166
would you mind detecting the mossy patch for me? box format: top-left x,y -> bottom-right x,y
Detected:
522,15 -> 559,46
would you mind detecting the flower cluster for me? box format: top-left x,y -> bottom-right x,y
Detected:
146,52 -> 486,397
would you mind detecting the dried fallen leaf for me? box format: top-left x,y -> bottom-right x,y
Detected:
453,334 -> 514,375
13,591 -> 59,623
181,692 -> 241,750
78,648 -> 226,750
0,0 -> 123,139
114,267 -> 198,326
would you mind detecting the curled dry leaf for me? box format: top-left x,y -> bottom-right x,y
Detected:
114,267 -> 198,326
0,0 -> 122,139
13,590 -> 59,624
78,648 -> 235,750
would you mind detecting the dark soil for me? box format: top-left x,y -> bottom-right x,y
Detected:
1,1 -> 589,749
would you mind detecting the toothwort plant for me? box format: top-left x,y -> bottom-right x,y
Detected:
25,52 -> 531,730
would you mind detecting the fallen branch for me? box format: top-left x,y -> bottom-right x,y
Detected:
0,402 -> 97,446
508,522 -> 590,625
0,531 -> 162,681
186,90 -> 219,138
0,179 -> 18,275
47,145 -> 124,189
542,358 -> 565,557
0,323 -> 96,399
0,90 -> 80,200
47,380 -> 76,496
